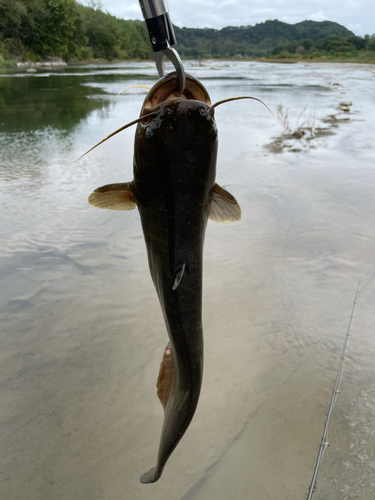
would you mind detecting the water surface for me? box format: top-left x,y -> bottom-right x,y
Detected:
1,60 -> 375,499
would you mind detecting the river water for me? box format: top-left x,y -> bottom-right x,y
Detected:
1,60 -> 375,499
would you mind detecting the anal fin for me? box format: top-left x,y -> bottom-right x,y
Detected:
209,183 -> 241,223
88,182 -> 136,210
156,342 -> 175,410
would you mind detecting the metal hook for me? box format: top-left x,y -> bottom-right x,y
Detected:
155,47 -> 186,97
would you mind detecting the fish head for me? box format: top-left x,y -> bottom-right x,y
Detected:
134,73 -> 218,174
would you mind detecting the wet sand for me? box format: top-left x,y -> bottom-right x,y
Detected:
1,61 -> 375,499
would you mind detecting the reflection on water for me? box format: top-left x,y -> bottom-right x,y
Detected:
1,61 -> 375,500
0,74 -> 113,132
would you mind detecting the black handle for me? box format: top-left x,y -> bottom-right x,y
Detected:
145,13 -> 177,52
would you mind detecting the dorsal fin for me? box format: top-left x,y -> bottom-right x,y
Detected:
209,183 -> 241,223
156,342 -> 175,410
88,182 -> 136,210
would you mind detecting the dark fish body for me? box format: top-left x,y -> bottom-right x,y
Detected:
133,99 -> 217,482
88,73 -> 241,483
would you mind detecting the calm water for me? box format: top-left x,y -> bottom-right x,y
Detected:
1,61 -> 375,499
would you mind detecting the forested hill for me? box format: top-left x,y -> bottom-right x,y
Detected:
1,0 -> 374,64
174,20 -> 354,57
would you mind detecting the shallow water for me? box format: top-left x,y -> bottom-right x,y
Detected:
1,60 -> 375,499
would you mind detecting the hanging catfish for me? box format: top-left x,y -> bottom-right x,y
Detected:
84,72 -> 266,483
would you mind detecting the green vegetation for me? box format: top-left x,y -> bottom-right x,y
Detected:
267,33 -> 375,61
174,20 -> 356,58
0,0 -> 374,64
0,0 -> 153,62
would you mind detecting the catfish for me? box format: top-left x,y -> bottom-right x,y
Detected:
86,73 -> 265,483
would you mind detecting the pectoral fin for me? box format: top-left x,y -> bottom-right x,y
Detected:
209,183 -> 241,223
88,182 -> 136,210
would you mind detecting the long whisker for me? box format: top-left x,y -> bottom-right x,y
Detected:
211,96 -> 273,115
75,110 -> 158,161
118,85 -> 151,96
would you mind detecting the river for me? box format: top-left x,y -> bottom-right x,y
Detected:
1,60 -> 375,499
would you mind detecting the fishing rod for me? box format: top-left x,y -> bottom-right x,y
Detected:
306,276 -> 361,500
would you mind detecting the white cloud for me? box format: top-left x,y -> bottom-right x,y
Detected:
348,23 -> 361,31
280,15 -> 301,24
118,2 -> 141,14
99,0 -> 375,37
219,0 -> 238,6
310,10 -> 327,22
254,8 -> 274,14
186,0 -> 214,5
196,22 -> 214,28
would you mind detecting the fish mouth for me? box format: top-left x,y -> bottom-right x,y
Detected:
141,72 -> 211,116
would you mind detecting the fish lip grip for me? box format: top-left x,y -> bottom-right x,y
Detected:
138,0 -> 186,96
155,48 -> 186,96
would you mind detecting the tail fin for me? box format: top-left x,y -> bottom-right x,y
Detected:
140,343 -> 176,484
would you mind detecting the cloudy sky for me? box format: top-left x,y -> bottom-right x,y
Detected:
92,0 -> 374,37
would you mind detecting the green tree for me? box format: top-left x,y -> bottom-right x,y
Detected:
316,35 -> 356,54
77,4 -> 119,59
32,0 -> 79,57
0,0 -> 27,38
368,35 -> 375,51
301,39 -> 313,50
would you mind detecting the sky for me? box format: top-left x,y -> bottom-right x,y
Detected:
90,0 -> 374,37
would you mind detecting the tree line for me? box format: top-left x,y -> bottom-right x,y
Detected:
173,20 -> 360,58
0,0 -> 153,62
1,0 -> 374,64
269,32 -> 375,60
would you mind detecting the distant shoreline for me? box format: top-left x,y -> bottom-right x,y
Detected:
2,55 -> 375,71
254,57 -> 375,65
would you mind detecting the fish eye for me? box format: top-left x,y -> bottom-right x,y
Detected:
146,127 -> 153,139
